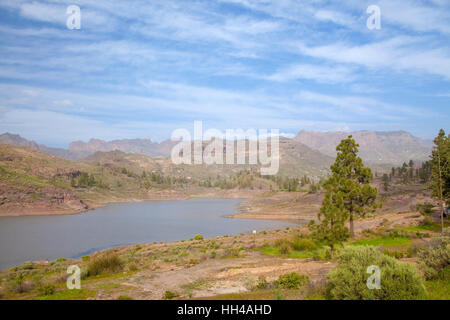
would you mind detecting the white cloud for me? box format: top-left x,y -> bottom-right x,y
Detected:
314,9 -> 356,28
379,0 -> 450,34
266,64 -> 356,83
8,1 -> 116,31
296,36 -> 450,79
297,90 -> 433,119
0,0 -> 448,144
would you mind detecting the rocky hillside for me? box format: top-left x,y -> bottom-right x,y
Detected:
0,144 -> 88,215
0,133 -> 176,160
0,144 -> 186,215
69,138 -> 176,159
1,130 -> 432,168
0,133 -> 82,160
294,130 -> 431,166
0,133 -> 334,177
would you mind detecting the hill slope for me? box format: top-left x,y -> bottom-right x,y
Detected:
1,130 -> 432,168
69,138 -> 176,159
0,133 -> 83,160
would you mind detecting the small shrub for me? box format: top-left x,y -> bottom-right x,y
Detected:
188,258 -> 200,265
11,273 -> 33,293
128,264 -> 138,272
81,255 -> 90,262
387,229 -> 409,239
163,290 -> 179,300
194,234 -> 204,241
324,248 -> 332,261
291,238 -> 317,251
275,273 -> 309,289
407,247 -> 418,258
326,246 -> 425,300
56,258 -> 66,262
305,279 -> 328,300
40,284 -> 56,296
87,253 -> 123,277
417,202 -> 434,216
222,248 -> 242,258
418,228 -> 450,280
279,242 -> 291,255
383,249 -> 404,259
256,276 -> 270,290
19,261 -> 34,270
117,295 -> 134,300
274,239 -> 291,255
421,217 -> 433,226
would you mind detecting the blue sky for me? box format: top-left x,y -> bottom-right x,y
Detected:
0,0 -> 449,147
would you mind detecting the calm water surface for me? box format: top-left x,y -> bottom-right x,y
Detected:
0,198 -> 295,270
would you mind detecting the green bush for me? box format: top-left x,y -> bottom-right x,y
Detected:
274,239 -> 292,255
383,249 -> 405,259
275,273 -> 309,289
87,253 -> 123,277
406,247 -> 418,258
128,264 -> 138,272
117,295 -> 134,300
416,202 -> 434,216
194,234 -> 204,241
418,228 -> 450,280
421,217 -> 433,226
40,284 -> 56,296
256,276 -> 270,289
291,238 -> 317,251
11,273 -> 33,293
18,261 -> 34,270
163,290 -> 179,300
279,242 -> 291,255
327,246 -> 425,300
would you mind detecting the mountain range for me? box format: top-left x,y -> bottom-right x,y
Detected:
0,130 -> 432,167
294,130 -> 431,166
0,129 -> 434,215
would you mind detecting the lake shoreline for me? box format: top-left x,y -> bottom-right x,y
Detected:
0,197 -> 297,270
0,189 -> 265,217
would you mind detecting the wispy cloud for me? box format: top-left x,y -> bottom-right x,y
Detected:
0,0 -> 448,144
266,64 -> 356,83
296,36 -> 450,79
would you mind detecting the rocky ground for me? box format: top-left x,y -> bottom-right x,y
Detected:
1,209 -> 438,300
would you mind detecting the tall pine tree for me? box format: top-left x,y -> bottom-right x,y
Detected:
329,136 -> 378,237
308,175 -> 350,256
430,129 -> 449,232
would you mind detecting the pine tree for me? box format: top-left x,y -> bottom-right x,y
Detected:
78,172 -> 89,187
430,129 -> 449,232
70,177 -> 76,188
382,173 -> 389,191
308,176 -> 350,256
329,136 -> 378,237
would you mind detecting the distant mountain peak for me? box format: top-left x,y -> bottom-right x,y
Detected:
68,137 -> 173,158
0,132 -> 39,149
294,130 -> 431,165
0,130 -> 433,167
